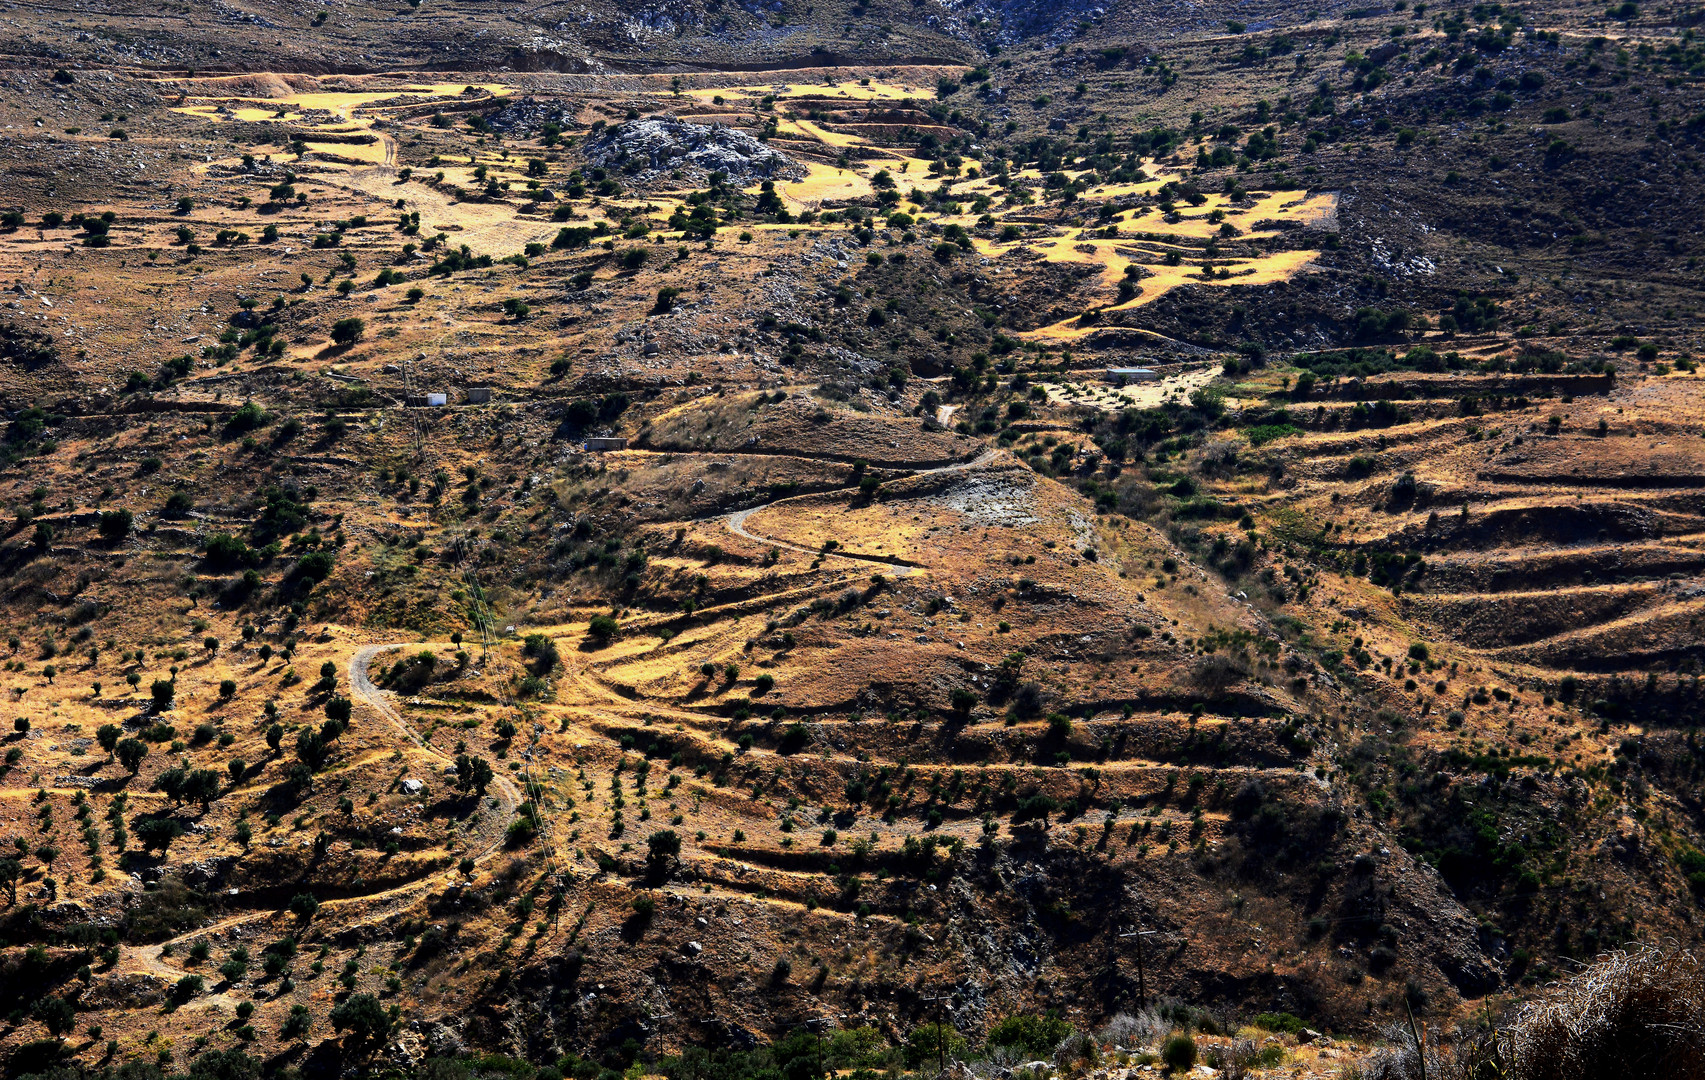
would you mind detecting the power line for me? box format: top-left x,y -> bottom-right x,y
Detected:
400,355 -> 426,458
452,532 -> 563,886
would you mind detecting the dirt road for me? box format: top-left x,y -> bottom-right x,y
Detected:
723,448 -> 1000,574
125,644 -> 524,992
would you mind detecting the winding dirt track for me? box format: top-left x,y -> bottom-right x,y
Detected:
349,642 -> 523,815
722,448 -> 1000,575
130,448 -> 1002,988
129,644 -> 521,992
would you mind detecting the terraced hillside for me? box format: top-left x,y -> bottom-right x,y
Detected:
0,0 -> 1700,1075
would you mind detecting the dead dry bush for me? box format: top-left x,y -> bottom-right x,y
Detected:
1345,1022 -> 1507,1080
1098,1009 -> 1169,1048
1190,652 -> 1249,694
1345,946 -> 1705,1080
1506,943 -> 1705,1080
1204,1038 -> 1263,1080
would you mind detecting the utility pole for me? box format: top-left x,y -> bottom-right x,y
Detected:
1119,928 -> 1157,1010
920,995 -> 952,1078
805,1014 -> 844,1078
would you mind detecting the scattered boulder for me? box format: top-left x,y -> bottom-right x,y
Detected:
482,96 -> 573,136
181,856 -> 239,888
386,1027 -> 428,1070
82,972 -> 170,1009
421,1019 -> 467,1059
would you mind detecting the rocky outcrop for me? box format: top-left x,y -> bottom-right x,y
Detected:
585,118 -> 804,184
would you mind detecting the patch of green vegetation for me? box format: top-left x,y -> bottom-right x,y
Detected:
1243,423 -> 1300,445
1253,1011 -> 1308,1034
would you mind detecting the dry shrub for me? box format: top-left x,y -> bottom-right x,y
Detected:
1052,1030 -> 1100,1070
1343,946 -> 1705,1080
1347,1021 -> 1507,1080
969,1045 -> 1032,1077
1098,1010 -> 1169,1049
1506,943 -> 1705,1080
1342,1023 -> 1431,1080
1205,1038 -> 1262,1080
1190,652 -> 1249,694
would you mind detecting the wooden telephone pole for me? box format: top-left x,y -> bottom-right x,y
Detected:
920,995 -> 953,1077
805,1014 -> 845,1077
1119,928 -> 1158,1010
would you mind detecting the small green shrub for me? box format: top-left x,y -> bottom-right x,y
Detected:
1254,1011 -> 1307,1034
1161,1034 -> 1197,1073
